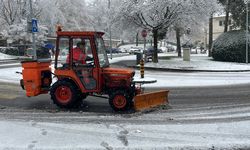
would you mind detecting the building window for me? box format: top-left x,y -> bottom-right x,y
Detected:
228,19 -> 232,25
219,20 -> 224,26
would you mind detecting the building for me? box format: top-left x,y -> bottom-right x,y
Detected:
212,15 -> 234,40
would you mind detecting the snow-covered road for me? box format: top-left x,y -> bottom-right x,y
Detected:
1,120 -> 249,149
0,101 -> 250,149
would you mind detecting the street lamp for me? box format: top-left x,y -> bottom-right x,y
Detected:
244,0 -> 249,64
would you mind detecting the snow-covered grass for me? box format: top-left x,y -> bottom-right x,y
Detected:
145,53 -> 250,71
135,71 -> 250,88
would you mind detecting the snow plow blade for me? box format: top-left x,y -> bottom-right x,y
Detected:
134,90 -> 169,111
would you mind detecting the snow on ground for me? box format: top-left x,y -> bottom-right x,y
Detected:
0,120 -> 249,149
0,67 -> 22,83
146,53 -> 250,71
3,66 -> 250,87
135,71 -> 250,88
2,54 -> 250,87
110,51 -> 250,71
1,51 -> 250,149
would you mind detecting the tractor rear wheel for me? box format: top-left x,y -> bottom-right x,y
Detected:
109,90 -> 132,111
50,80 -> 80,108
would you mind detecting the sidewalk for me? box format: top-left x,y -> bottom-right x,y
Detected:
118,53 -> 250,72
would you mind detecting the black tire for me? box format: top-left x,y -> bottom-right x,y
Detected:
50,80 -> 81,108
80,93 -> 88,100
109,90 -> 132,111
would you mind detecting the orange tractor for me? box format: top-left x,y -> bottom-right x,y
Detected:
20,30 -> 169,111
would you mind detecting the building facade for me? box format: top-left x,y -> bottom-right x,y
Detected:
212,15 -> 234,40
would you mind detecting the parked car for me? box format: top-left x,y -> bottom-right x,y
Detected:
119,47 -> 129,53
145,46 -> 163,53
106,48 -> 122,53
129,47 -> 143,54
166,46 -> 175,52
142,47 -> 161,62
25,46 -> 51,59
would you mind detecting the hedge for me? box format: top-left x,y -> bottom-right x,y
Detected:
212,30 -> 250,63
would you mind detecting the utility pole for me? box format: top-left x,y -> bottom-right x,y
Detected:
108,0 -> 112,59
29,0 -> 37,60
208,13 -> 213,57
204,28 -> 208,51
224,0 -> 229,33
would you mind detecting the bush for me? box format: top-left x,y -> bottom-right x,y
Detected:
0,47 -> 19,56
212,30 -> 250,63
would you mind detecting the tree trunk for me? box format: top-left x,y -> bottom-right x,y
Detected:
224,0 -> 229,32
176,28 -> 181,57
136,32 -> 138,46
209,14 -> 213,57
153,29 -> 158,63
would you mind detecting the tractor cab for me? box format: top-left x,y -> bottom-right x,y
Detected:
54,31 -> 109,93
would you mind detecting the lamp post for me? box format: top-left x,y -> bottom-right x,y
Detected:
245,0 -> 249,64
108,0 -> 112,59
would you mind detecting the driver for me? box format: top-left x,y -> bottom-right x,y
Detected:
66,41 -> 87,64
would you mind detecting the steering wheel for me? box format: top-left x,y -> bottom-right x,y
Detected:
85,56 -> 93,61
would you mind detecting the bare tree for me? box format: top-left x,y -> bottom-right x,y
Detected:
173,0 -> 220,57
0,0 -> 25,25
120,0 -> 183,63
0,0 -> 41,26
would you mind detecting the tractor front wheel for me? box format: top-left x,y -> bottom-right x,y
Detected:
50,80 -> 80,108
109,90 -> 132,111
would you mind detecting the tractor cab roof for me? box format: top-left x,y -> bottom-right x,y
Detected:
56,31 -> 104,37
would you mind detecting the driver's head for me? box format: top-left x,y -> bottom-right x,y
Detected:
77,41 -> 85,49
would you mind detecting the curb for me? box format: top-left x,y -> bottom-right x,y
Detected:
128,65 -> 250,73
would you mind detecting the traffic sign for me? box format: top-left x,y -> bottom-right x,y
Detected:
141,29 -> 147,38
31,19 -> 38,33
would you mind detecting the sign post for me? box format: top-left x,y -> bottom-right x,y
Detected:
29,0 -> 37,60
